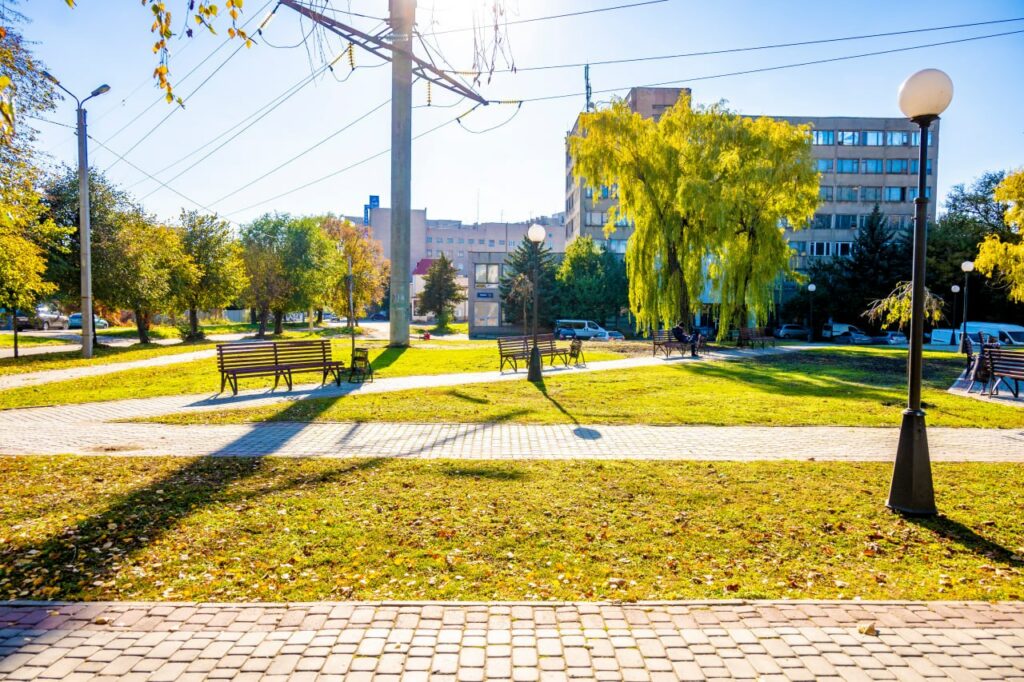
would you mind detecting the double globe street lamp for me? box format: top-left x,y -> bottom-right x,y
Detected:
887,68 -> 953,517
526,224 -> 546,382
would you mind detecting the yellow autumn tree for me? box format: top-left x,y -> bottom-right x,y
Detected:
975,169 -> 1024,302
569,95 -> 818,338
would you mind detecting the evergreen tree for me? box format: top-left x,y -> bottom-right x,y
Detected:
417,253 -> 466,330
499,237 -> 559,329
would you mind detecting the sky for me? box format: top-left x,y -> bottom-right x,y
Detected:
19,0 -> 1024,227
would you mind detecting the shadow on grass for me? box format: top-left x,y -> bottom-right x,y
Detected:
448,389 -> 489,405
0,396 -> 382,603
442,465 -> 526,481
371,346 -> 407,374
907,515 -> 1024,568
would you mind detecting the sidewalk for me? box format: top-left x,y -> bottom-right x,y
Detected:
1,600 -> 1021,681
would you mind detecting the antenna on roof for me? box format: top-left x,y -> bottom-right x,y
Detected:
585,64 -> 594,111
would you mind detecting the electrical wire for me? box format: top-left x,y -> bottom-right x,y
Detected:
444,15 -> 1024,74
208,97 -> 391,206
457,101 -> 522,134
422,0 -> 668,36
505,28 -> 1024,104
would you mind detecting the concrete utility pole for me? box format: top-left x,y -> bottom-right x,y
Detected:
389,0 -> 415,347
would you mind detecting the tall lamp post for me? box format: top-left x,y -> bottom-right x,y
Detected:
42,71 -> 110,360
526,224 -> 546,382
887,68 -> 953,517
337,243 -> 356,363
950,284 -> 961,332
958,260 -> 974,353
807,283 -> 816,341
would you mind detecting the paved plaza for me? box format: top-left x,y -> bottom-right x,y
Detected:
0,601 -> 1022,681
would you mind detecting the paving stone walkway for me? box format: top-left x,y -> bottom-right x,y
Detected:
0,600 -> 1021,681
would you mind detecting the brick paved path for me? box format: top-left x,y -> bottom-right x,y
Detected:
0,601 -> 1021,681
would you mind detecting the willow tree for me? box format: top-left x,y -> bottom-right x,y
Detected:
569,96 -> 818,338
975,169 -> 1024,302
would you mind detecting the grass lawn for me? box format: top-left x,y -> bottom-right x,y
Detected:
97,325 -> 180,340
0,344 -> 624,408
155,347 -> 1024,429
0,334 -> 74,348
0,341 -> 217,377
0,457 -> 1019,602
413,322 -> 469,336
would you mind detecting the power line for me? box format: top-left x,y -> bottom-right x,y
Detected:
422,0 -> 668,36
444,16 -> 1024,75
225,105 -> 481,216
207,97 -> 391,207
506,28 -> 1024,104
457,101 -> 523,134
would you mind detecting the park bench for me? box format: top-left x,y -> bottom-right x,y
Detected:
738,327 -> 775,349
216,339 -> 345,395
652,329 -> 706,357
985,348 -> 1024,398
497,334 -> 569,372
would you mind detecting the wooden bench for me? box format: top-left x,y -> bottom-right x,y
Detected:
216,340 -> 345,395
497,334 -> 569,372
985,348 -> 1024,398
739,327 -> 775,348
652,329 -> 706,357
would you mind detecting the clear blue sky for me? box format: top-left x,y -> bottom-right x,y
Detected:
23,0 -> 1024,226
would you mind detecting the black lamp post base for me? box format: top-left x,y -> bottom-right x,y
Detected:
886,409 -> 937,517
527,345 -> 543,382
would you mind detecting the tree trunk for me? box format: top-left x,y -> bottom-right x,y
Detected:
257,308 -> 268,338
316,308 -> 323,325
188,306 -> 199,339
135,309 -> 151,345
249,308 -> 257,325
308,307 -> 314,332
273,310 -> 284,335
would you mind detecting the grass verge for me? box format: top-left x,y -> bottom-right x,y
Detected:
0,341 -> 216,377
0,334 -> 73,348
0,457 -> 1019,602
152,347 -> 1024,429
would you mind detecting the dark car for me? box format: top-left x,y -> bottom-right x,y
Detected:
370,311 -> 388,321
17,304 -> 69,331
774,324 -> 810,340
68,313 -> 110,330
833,329 -> 873,345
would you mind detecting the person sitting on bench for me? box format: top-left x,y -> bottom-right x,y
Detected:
672,322 -> 701,358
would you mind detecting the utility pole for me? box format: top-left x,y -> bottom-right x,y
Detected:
389,0 -> 415,347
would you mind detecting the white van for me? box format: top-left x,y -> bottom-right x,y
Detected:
554,319 -> 607,340
930,322 -> 1024,346
821,322 -> 866,339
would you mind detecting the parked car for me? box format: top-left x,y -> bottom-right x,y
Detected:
930,322 -> 1024,347
821,322 -> 867,340
879,330 -> 907,345
591,330 -> 625,342
833,329 -> 873,345
554,319 -> 607,340
17,304 -> 69,331
774,324 -> 810,340
68,313 -> 110,330
370,311 -> 389,321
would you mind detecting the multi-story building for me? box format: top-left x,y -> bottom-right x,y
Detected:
564,87 -> 939,284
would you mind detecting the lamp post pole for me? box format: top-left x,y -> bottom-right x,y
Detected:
888,68 -> 953,517
42,72 -> 110,360
807,283 -> 816,342
526,224 -> 546,382
950,284 -> 960,333
958,261 -> 974,354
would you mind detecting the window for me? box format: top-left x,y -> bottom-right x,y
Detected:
458,238 -> 465,244
814,159 -> 833,173
836,159 -> 858,173
458,251 -> 464,258
837,131 -> 859,145
585,211 -> 604,226
488,239 -> 495,247
474,263 -> 500,288
884,187 -> 906,202
426,236 -> 433,243
810,241 -> 831,257
819,186 -> 834,201
600,185 -> 610,199
908,186 -> 932,200
583,186 -> 593,199
446,238 -> 454,244
473,301 -> 500,328
887,131 -> 909,146
790,241 -> 807,255
467,238 -> 474,245
812,213 -> 832,230
862,131 -> 884,146
862,159 -> 883,174
498,240 -> 505,246
860,186 -> 882,202
909,159 -> 933,175
886,159 -> 909,174
836,186 -> 858,202
426,249 -> 432,257
812,130 -> 834,145
834,214 -> 857,230
835,242 -> 852,256
911,131 -> 934,146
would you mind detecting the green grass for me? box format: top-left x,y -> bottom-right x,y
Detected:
97,325 -> 180,340
0,344 -> 625,408
154,347 -> 1024,429
0,341 -> 217,377
413,322 -> 469,336
0,456 -> 1019,602
0,334 -> 74,348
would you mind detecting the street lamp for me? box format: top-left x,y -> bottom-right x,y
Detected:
526,224 -> 546,382
42,71 -> 110,360
950,284 -> 961,332
336,242 -> 356,364
807,283 -> 816,341
887,68 -> 953,517
959,260 -> 974,354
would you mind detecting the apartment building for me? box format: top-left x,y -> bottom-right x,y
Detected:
564,88 -> 939,280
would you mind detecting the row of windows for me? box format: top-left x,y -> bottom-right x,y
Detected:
815,158 -> 932,175
426,249 -> 467,259
583,184 -> 616,200
427,236 -> 506,247
791,241 -> 852,258
810,213 -> 914,230
812,130 -> 933,146
819,185 -> 932,202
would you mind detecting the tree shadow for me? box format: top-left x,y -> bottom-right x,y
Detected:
370,346 -> 407,374
529,374 -> 579,425
906,515 -> 1024,567
441,465 -> 526,481
448,389 -> 489,405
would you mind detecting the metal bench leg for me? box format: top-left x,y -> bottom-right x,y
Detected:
229,374 -> 238,396
220,373 -> 227,393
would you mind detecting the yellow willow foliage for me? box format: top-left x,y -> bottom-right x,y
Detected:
569,96 -> 819,338
975,169 -> 1024,303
